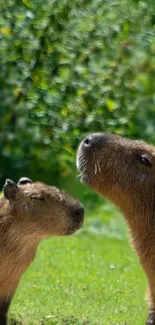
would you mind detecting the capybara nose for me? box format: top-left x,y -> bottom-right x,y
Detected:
73,206 -> 84,224
83,133 -> 104,150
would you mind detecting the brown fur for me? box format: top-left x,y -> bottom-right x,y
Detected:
0,178 -> 84,324
77,132 -> 155,325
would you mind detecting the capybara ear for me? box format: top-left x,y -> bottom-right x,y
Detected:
3,179 -> 19,200
17,177 -> 33,185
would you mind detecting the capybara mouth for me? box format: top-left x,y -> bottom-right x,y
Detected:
67,221 -> 83,235
77,172 -> 90,185
74,221 -> 83,230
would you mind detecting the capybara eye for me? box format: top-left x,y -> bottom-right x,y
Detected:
139,154 -> 152,167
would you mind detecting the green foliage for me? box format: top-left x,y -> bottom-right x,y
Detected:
0,0 -> 155,189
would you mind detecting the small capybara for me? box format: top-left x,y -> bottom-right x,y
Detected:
77,132 -> 155,325
0,177 -> 84,325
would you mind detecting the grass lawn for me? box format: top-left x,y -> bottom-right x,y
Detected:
9,204 -> 147,325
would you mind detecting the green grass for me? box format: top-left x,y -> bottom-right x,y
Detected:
9,204 -> 147,325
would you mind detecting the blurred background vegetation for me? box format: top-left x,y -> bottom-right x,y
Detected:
0,0 -> 155,202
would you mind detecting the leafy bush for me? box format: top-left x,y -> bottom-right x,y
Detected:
0,0 -> 155,193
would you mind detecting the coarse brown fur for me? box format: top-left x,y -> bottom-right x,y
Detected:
0,178 -> 84,324
77,132 -> 155,325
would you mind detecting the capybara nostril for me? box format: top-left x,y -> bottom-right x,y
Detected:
83,135 -> 94,149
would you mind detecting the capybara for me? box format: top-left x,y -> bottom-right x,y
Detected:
77,132 -> 155,325
0,177 -> 84,324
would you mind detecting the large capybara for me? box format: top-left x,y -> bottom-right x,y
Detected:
77,132 -> 155,325
0,177 -> 84,325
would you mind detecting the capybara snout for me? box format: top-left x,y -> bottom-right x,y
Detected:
68,205 -> 84,234
82,133 -> 106,150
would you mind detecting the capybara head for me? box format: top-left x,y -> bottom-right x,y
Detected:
3,178 -> 84,238
77,133 -> 155,211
